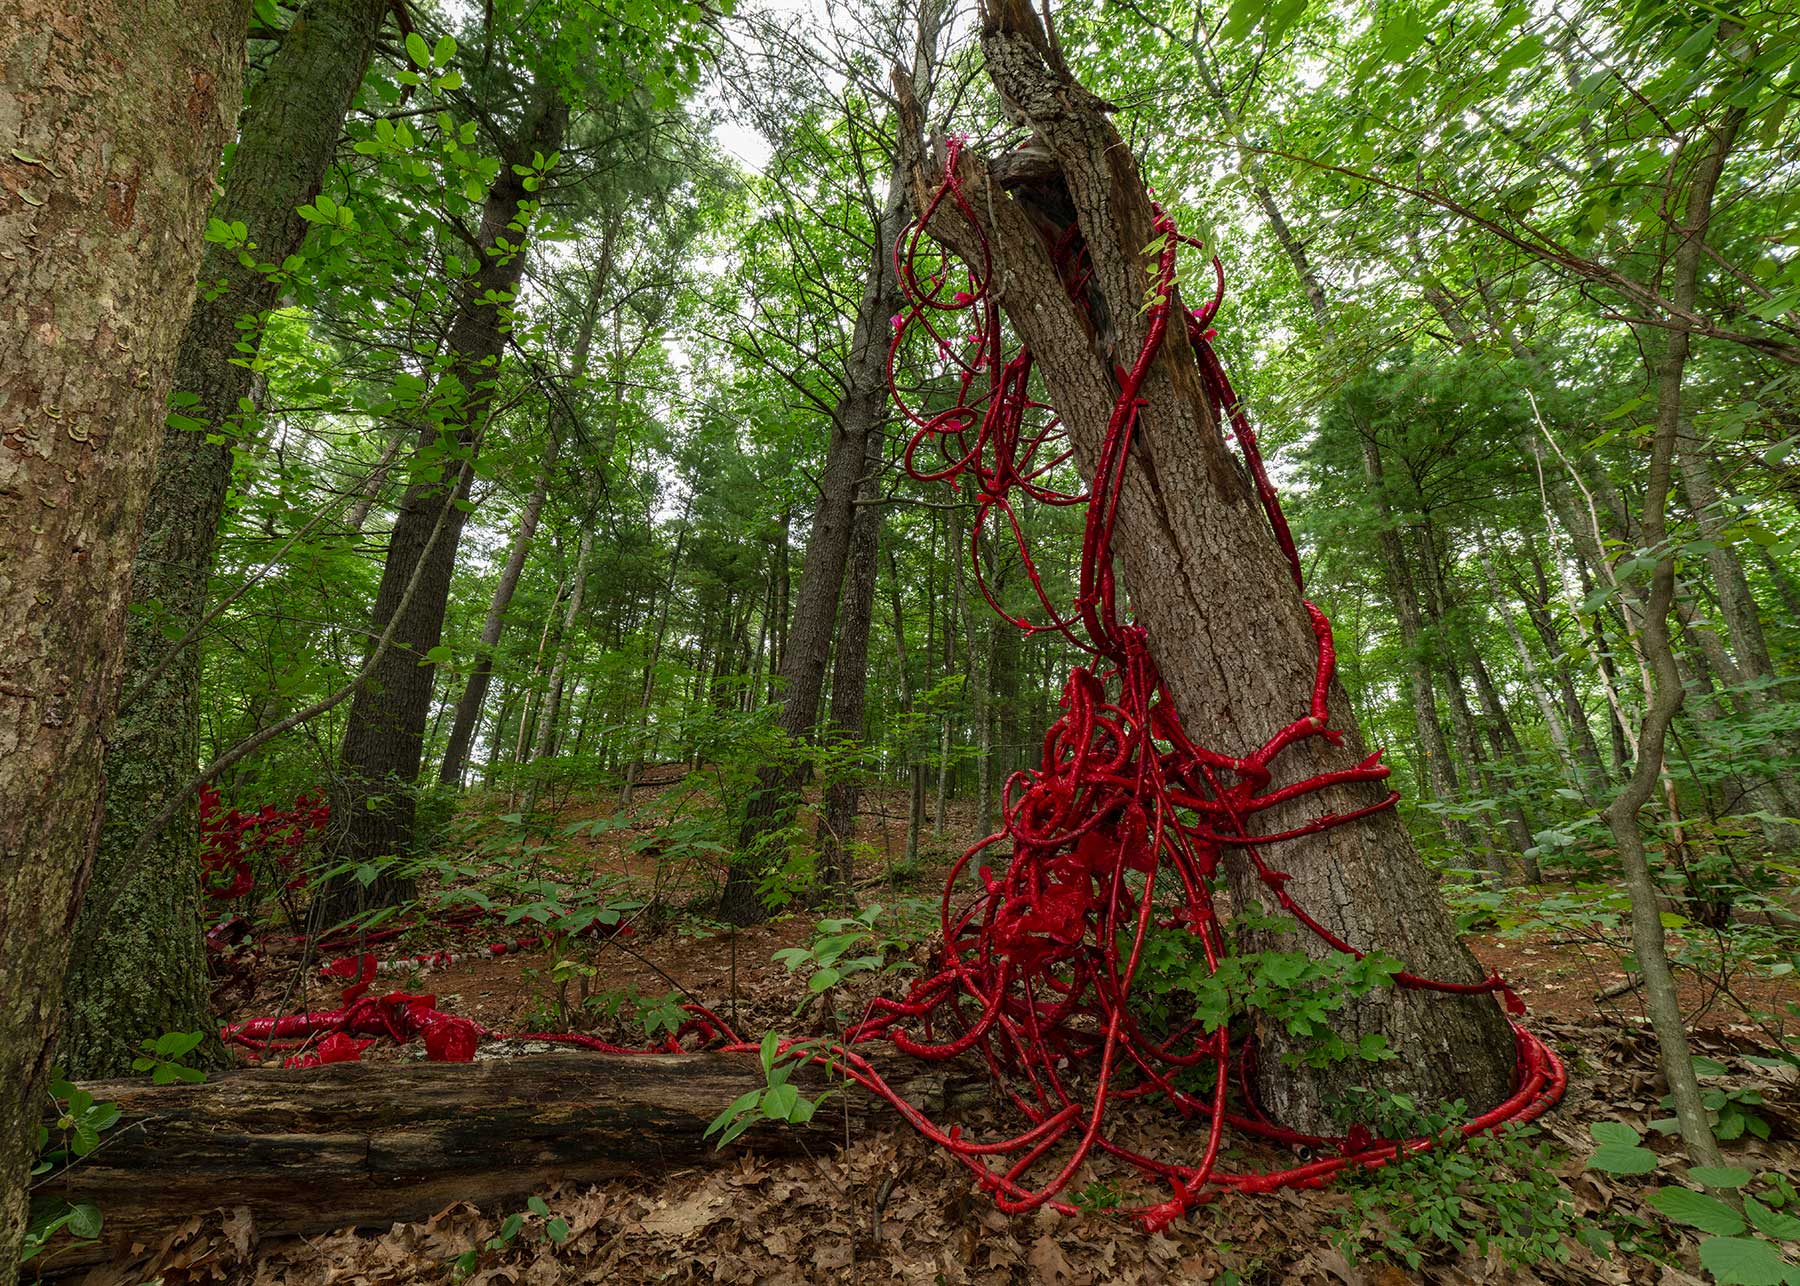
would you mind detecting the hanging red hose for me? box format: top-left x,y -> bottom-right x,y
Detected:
221,136 -> 1561,1231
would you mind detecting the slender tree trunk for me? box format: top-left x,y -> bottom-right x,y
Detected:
1602,95 -> 1745,1179
0,0 -> 243,1267
818,411 -> 887,898
320,92 -> 567,921
620,519 -> 689,806
886,544 -> 926,866
438,430 -> 561,785
898,1 -> 1514,1132
61,0 -> 387,1080
723,125 -> 927,924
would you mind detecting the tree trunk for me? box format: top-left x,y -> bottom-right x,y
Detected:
0,0 -> 243,1270
899,0 -> 1514,1132
818,434 -> 885,899
1601,95 -> 1744,1180
59,0 -> 388,1081
41,1054 -> 982,1271
438,432 -> 562,786
723,149 -> 919,924
321,92 -> 568,922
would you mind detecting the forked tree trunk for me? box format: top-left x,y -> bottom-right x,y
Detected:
898,0 -> 1514,1131
60,0 -> 389,1080
0,0 -> 244,1271
320,92 -> 568,923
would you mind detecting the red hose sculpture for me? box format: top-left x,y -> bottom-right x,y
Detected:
223,137 -> 1561,1230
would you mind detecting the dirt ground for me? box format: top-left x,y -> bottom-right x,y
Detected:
56,784 -> 1800,1285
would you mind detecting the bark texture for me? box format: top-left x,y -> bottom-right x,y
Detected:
321,92 -> 568,921
900,0 -> 1514,1132
40,1054 -> 982,1271
60,0 -> 389,1081
722,144 -> 919,923
0,0 -> 244,1272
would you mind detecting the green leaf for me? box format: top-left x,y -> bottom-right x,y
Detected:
761,1081 -> 799,1120
1648,1186 -> 1746,1235
432,34 -> 457,66
405,31 -> 431,68
65,1203 -> 102,1240
1697,1236 -> 1794,1286
704,1090 -> 759,1141
545,1216 -> 570,1244
1588,1143 -> 1659,1175
1590,1121 -> 1642,1146
1690,1167 -> 1755,1189
1746,1196 -> 1800,1241
808,967 -> 841,993
527,1196 -> 549,1217
759,1031 -> 778,1078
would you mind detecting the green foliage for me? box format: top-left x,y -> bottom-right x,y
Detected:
1133,913 -> 1403,1068
1328,1093 -> 1573,1271
771,901 -> 927,1004
131,1030 -> 209,1085
1583,1122 -> 1800,1283
451,1193 -> 571,1278
704,1034 -> 839,1147
24,1073 -> 119,1266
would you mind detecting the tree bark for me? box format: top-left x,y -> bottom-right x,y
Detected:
321,91 -> 568,921
723,129 -> 924,924
438,431 -> 561,786
0,0 -> 244,1271
59,0 -> 388,1081
39,1054 -> 982,1271
818,433 -> 885,898
898,0 -> 1514,1132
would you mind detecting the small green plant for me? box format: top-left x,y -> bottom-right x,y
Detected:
705,1033 -> 839,1146
132,1030 -> 208,1084
451,1194 -> 570,1278
24,1073 -> 119,1266
1134,911 -> 1404,1068
1071,1178 -> 1127,1214
1329,1091 -> 1573,1271
771,902 -> 924,1006
1586,1122 -> 1800,1284
586,986 -> 685,1040
1644,1057 -> 1774,1143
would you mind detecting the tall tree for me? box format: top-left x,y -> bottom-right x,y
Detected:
896,0 -> 1515,1130
59,0 -> 390,1079
721,0 -> 943,923
320,87 -> 567,921
0,0 -> 245,1269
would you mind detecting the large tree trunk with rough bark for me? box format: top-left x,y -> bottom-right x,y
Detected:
57,0 -> 389,1082
898,0 -> 1514,1133
0,0 -> 244,1272
39,1054 -> 983,1273
319,93 -> 568,923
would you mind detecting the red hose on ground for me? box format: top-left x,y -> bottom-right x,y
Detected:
222,137 -> 1561,1229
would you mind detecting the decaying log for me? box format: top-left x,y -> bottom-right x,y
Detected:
40,1051 -> 983,1271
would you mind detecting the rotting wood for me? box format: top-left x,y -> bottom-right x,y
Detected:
41,1052 -> 984,1272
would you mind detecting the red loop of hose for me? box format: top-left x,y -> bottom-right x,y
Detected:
223,137 -> 1559,1227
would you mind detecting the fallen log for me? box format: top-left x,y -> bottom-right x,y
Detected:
40,1050 -> 983,1271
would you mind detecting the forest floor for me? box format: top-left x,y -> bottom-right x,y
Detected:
72,784 -> 1800,1286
